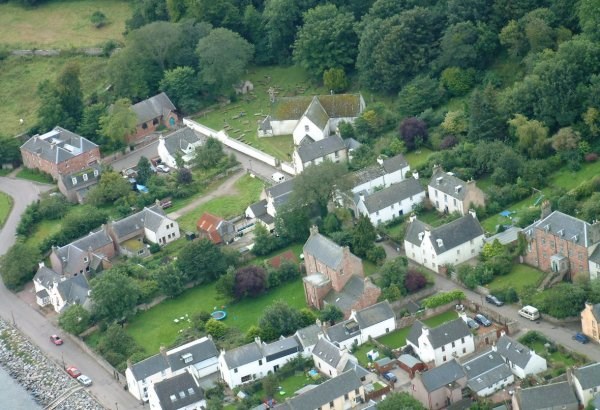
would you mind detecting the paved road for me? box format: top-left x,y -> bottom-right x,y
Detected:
381,242 -> 600,363
0,176 -> 142,410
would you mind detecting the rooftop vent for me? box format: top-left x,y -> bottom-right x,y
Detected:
558,229 -> 564,236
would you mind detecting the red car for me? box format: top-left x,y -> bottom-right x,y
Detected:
66,366 -> 81,378
50,335 -> 63,345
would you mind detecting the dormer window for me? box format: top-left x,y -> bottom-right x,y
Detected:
83,174 -> 88,181
181,353 -> 193,363
83,257 -> 89,263
71,177 -> 77,185
93,169 -> 99,177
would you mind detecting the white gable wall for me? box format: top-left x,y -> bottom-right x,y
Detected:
157,138 -> 176,169
313,353 -> 342,378
428,186 -> 464,215
357,191 -> 425,226
270,120 -> 297,136
292,116 -> 327,146
359,318 -> 396,344
408,330 -> 474,367
144,219 -> 180,245
475,373 -> 515,397
352,167 -> 410,195
126,367 -> 169,402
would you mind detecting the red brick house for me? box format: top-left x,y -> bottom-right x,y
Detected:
129,92 -> 178,144
302,226 -> 381,318
20,127 -> 100,180
196,212 -> 235,245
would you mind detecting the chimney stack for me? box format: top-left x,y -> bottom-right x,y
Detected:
309,225 -> 319,236
541,200 -> 552,220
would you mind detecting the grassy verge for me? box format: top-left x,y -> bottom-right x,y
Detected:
0,0 -> 130,48
15,168 -> 54,183
487,264 -> 545,294
0,192 -> 14,228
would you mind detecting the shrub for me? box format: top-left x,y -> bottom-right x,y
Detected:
405,270 -> 427,293
422,290 -> 465,309
90,11 -> 108,28
440,67 -> 476,96
439,135 -> 459,150
585,152 -> 599,162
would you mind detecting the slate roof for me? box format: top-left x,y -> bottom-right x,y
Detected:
60,165 -> 101,193
166,337 -> 218,373
590,303 -> 600,322
296,135 -> 346,163
34,265 -> 61,288
263,336 -> 300,362
495,336 -> 538,370
352,164 -> 387,187
484,226 -> 523,245
129,354 -> 169,381
461,349 -> 513,393
345,138 -> 361,151
382,154 -> 409,173
398,354 -> 422,368
342,360 -> 370,379
248,199 -> 268,218
21,126 -> 98,164
361,178 -> 424,213
110,206 -> 170,239
515,381 -> 578,410
273,370 -> 362,410
325,320 -> 361,345
56,274 -> 90,310
404,214 -> 484,254
428,167 -> 469,200
266,179 -> 295,210
162,127 -> 204,156
408,319 -> 471,349
323,275 -> 367,313
54,228 -> 113,275
223,341 -> 263,369
313,338 -> 344,368
259,116 -> 272,132
303,232 -> 345,270
420,359 -> 466,392
526,210 -> 599,247
295,325 -> 322,350
404,219 -> 430,246
573,362 -> 600,390
353,301 -> 395,329
131,92 -> 176,125
271,94 -> 363,122
304,97 -> 329,130
153,371 -> 204,410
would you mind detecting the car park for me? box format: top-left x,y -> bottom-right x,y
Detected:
475,314 -> 492,327
485,294 -> 504,306
465,317 -> 480,330
50,335 -> 63,345
66,366 -> 81,378
77,375 -> 93,386
573,332 -> 590,344
382,372 -> 397,383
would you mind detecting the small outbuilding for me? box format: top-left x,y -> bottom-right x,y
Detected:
374,357 -> 396,374
398,354 -> 427,378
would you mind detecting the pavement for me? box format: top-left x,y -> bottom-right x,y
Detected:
0,174 -> 143,410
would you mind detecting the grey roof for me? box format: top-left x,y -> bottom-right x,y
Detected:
312,338 -> 343,368
382,154 -> 408,173
295,325 -> 322,349
352,164 -> 387,186
484,226 -> 523,245
495,335 -> 538,369
274,370 -> 362,410
303,232 -> 345,270
574,362 -> 600,390
110,206 -> 169,239
323,275 -> 366,313
526,210 -> 599,247
248,199 -> 268,217
129,354 -> 169,381
345,138 -> 361,151
266,178 -> 295,210
153,371 -> 204,410
516,381 -> 578,410
404,214 -> 484,254
162,127 -> 204,156
590,246 -> 600,265
54,228 -> 113,275
398,354 -> 422,368
461,349 -> 513,393
303,97 -> 329,130
36,289 -> 49,298
354,301 -> 395,329
404,219 -> 430,246
263,335 -> 300,362
342,360 -> 370,379
60,165 -> 101,193
166,338 -> 218,373
325,320 -> 361,344
407,320 -> 424,347
296,135 -> 346,163
131,92 -> 176,125
223,341 -> 263,369
428,167 -> 469,200
34,265 -> 61,288
21,126 -> 98,164
408,319 -> 471,349
362,178 -> 424,213
420,359 -> 466,392
56,274 -> 90,310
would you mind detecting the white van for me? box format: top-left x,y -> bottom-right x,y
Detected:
271,172 -> 286,183
518,305 -> 540,321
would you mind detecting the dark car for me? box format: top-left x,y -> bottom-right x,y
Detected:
475,314 -> 492,327
573,332 -> 590,344
485,294 -> 504,306
465,317 -> 480,330
382,372 -> 397,383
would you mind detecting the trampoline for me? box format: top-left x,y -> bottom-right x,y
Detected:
211,310 -> 227,320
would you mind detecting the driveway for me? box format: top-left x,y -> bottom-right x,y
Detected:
0,175 -> 142,410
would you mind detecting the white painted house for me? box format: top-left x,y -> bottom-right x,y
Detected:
110,205 -> 181,250
148,371 -> 206,410
404,211 -> 485,274
428,165 -> 486,216
406,319 -> 475,367
356,177 -> 425,226
312,337 -> 352,378
461,349 -> 514,397
351,154 -> 411,195
292,135 -> 348,174
572,362 -> 600,405
157,127 -> 205,169
590,247 -> 600,281
350,301 -> 396,343
125,337 -> 219,403
493,335 -> 547,379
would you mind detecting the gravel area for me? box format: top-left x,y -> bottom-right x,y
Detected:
0,319 -> 105,410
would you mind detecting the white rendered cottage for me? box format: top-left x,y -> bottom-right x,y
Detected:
350,301 -> 396,343
494,335 -> 547,379
406,319 -> 475,367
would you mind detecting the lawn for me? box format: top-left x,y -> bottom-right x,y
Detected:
0,192 -> 13,228
481,194 -> 542,233
0,0 -> 130,48
252,371 -> 321,402
376,310 -> 458,349
176,174 -> 265,231
0,55 -> 111,136
404,148 -> 433,169
15,168 -> 54,183
25,219 -> 63,249
487,264 -> 545,294
127,279 -> 306,354
193,65 -> 328,161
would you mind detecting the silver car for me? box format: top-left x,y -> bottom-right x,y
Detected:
77,374 -> 92,387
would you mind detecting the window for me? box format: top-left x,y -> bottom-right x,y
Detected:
329,401 -> 334,407
451,342 -> 455,348
579,252 -> 584,260
442,346 -> 445,352
461,337 -> 465,343
153,118 -> 159,125
444,194 -> 448,202
462,348 -> 466,353
83,257 -> 88,263
457,249 -> 460,255
453,198 -> 457,206
93,169 -> 99,177
542,238 -> 546,245
142,123 -> 148,129
241,375 -> 251,383
234,368 -> 238,373
259,359 -> 262,365
344,394 -> 349,400
334,151 -> 339,159
443,355 -> 447,362
386,328 -> 389,333
355,389 -> 360,395
82,174 -> 88,181
305,125 -> 309,132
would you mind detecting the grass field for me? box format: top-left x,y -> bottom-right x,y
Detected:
404,148 -> 433,169
0,192 -> 14,228
0,0 -> 130,48
127,279 -> 306,354
176,174 -> 265,231
0,55 -> 110,136
193,66 -> 328,161
15,168 -> 54,183
26,219 -> 63,249
487,264 -> 545,294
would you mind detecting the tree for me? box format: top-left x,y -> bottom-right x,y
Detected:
323,68 -> 349,93
397,75 -> 444,117
293,4 -> 357,79
196,28 -> 254,97
177,168 -> 193,184
127,22 -> 182,71
90,269 -> 141,321
97,324 -> 141,369
36,80 -> 64,132
399,117 -> 428,150
288,161 -> 349,215
205,318 -> 228,339
0,243 -> 41,290
508,114 -> 551,159
55,62 -> 83,129
58,304 -> 91,335
405,269 -> 427,293
90,11 -> 108,28
156,264 -> 186,298
177,239 -> 228,284
437,21 -> 496,70
0,136 -> 23,166
194,138 -> 225,169
262,373 -> 279,398
377,392 -> 426,410
467,85 -> 506,142
481,240 -> 507,261
378,257 -> 409,291
99,99 -> 137,146
263,0 -> 300,63
216,267 -> 236,299
440,67 -> 476,96
160,66 -> 201,114
259,300 -> 303,341
234,266 -> 267,299
78,103 -> 107,145
185,0 -> 240,31
136,156 -> 152,185
86,171 -> 132,206
299,308 -> 317,328
352,215 -> 376,258
275,205 -> 310,243
319,304 -> 344,325
579,0 -> 600,41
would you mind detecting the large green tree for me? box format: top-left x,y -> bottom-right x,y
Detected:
258,300 -> 303,341
160,66 -> 201,114
55,62 -> 83,129
288,161 -> 349,215
99,99 -> 137,146
437,21 -> 498,70
58,304 -> 91,335
467,85 -> 506,142
293,4 -> 357,79
90,269 -> 141,321
78,103 -> 107,145
36,80 -> 65,132
177,239 -> 228,284
86,171 -> 132,206
194,138 -> 225,169
263,0 -> 301,63
579,0 -> 600,41
0,243 -> 41,290
378,392 -> 426,410
352,215 -> 376,258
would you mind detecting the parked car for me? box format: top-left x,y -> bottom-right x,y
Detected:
382,372 -> 397,383
465,317 -> 480,330
66,366 -> 81,378
77,375 -> 93,386
485,294 -> 504,306
156,164 -> 170,173
475,314 -> 492,327
49,335 -> 63,345
573,332 -> 590,344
